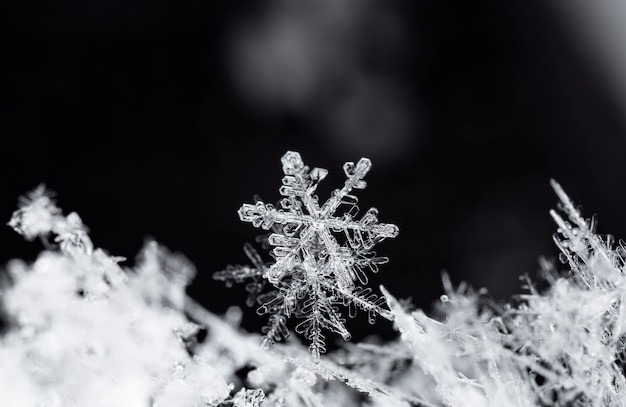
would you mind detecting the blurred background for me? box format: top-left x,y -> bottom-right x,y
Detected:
3,1 -> 626,343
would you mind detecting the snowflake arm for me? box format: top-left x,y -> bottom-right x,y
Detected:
213,243 -> 267,307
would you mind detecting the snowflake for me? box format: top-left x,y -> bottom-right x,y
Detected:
215,151 -> 398,360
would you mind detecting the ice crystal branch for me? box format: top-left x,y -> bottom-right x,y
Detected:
216,151 -> 398,359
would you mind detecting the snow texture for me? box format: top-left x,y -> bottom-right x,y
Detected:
4,155 -> 626,406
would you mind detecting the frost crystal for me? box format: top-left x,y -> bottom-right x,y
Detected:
232,388 -> 265,407
216,151 -> 398,359
8,184 -> 93,255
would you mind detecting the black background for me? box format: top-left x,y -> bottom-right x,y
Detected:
3,1 -> 626,344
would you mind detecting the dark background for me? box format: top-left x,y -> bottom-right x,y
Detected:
3,1 -> 626,343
